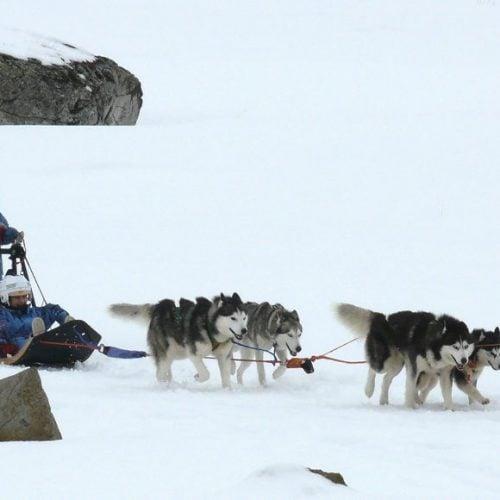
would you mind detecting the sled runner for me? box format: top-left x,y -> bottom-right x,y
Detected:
0,320 -> 102,367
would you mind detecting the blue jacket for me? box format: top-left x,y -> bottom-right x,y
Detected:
0,212 -> 20,278
0,304 -> 69,348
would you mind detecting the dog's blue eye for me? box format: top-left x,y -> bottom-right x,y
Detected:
231,317 -> 236,321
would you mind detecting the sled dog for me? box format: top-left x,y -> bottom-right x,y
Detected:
235,302 -> 302,386
109,293 -> 247,388
418,327 -> 500,406
334,303 -> 474,410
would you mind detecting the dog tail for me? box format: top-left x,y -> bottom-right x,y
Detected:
108,303 -> 154,323
333,303 -> 376,337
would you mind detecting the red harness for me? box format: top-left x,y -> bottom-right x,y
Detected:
0,344 -> 19,357
464,358 -> 478,384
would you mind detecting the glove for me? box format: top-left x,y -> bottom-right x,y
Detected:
64,315 -> 75,323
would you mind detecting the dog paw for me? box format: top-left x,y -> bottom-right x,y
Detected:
379,399 -> 389,406
481,398 -> 490,405
194,372 -> 210,383
272,367 -> 286,380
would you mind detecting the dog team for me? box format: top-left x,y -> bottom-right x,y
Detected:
108,294 -> 500,410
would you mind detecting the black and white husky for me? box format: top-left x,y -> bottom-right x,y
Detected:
109,293 -> 247,388
335,303 -> 474,410
418,327 -> 500,406
235,302 -> 302,386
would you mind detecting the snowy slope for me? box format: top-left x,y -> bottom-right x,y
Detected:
1,1 -> 500,498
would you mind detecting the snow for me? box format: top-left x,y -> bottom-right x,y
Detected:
1,0 -> 500,498
0,27 -> 95,66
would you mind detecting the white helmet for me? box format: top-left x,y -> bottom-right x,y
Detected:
0,275 -> 32,305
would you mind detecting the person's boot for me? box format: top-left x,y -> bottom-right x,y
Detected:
31,317 -> 46,337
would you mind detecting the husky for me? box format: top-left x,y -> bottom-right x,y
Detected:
235,302 -> 302,386
109,293 -> 247,388
418,327 -> 500,406
335,303 -> 474,410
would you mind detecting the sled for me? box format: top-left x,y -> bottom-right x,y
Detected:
0,320 -> 102,367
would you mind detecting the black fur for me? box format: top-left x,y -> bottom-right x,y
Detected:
366,310 -> 471,376
148,293 -> 245,359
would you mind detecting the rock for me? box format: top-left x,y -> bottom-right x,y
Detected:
0,367 -> 62,441
0,52 -> 142,125
307,468 -> 347,486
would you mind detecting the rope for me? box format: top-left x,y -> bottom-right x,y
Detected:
317,337 -> 361,357
206,356 -> 279,365
21,241 -> 48,306
309,355 -> 366,365
24,256 -> 47,305
218,338 -> 367,370
38,340 -> 94,350
231,339 -> 279,364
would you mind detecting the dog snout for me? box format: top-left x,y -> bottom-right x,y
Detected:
461,357 -> 467,365
296,345 -> 302,353
241,328 -> 247,335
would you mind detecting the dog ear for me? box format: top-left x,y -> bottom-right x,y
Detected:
495,327 -> 500,335
268,308 -> 282,333
232,292 -> 242,305
291,309 -> 299,320
220,293 -> 226,301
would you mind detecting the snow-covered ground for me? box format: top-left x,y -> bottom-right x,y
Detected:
1,1 -> 500,498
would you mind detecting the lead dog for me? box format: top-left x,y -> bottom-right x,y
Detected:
335,303 -> 474,410
109,293 -> 247,388
235,302 -> 302,386
418,327 -> 500,406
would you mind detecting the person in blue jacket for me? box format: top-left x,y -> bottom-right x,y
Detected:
0,274 -> 73,351
0,212 -> 23,279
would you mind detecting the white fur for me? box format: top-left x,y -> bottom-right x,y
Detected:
405,341 -> 475,411
477,346 -> 500,371
334,303 -> 373,337
215,309 -> 248,341
236,325 -> 302,386
419,345 -> 500,406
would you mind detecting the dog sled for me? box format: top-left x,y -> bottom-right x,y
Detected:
0,320 -> 101,367
0,243 -> 148,368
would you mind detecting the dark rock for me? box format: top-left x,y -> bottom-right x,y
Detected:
0,53 -> 142,125
307,468 -> 347,486
0,367 -> 62,441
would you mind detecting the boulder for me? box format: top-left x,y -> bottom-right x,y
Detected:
307,468 -> 347,486
0,367 -> 62,441
0,30 -> 142,125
